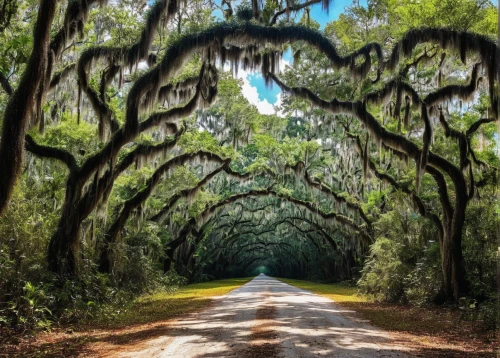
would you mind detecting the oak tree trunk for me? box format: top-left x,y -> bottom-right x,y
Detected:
0,0 -> 56,215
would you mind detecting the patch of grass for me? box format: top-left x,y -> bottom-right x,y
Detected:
277,278 -> 366,303
99,277 -> 254,327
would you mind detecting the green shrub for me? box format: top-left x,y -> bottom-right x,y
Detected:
358,237 -> 411,302
460,296 -> 498,332
404,242 -> 442,305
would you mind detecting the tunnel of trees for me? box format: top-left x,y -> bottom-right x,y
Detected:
0,0 -> 498,328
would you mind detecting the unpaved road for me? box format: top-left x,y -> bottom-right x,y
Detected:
105,274 -> 410,357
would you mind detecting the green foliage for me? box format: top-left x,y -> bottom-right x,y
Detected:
235,1 -> 253,21
35,114 -> 99,159
97,4 -> 143,46
362,189 -> 387,216
459,296 -> 498,331
463,197 -> 499,299
359,237 -> 411,302
188,191 -> 219,218
0,280 -> 53,330
403,242 -> 442,306
112,239 -> 187,295
250,134 -> 302,167
0,181 -> 60,331
1,0 -> 498,336
179,130 -> 235,158
385,0 -> 498,35
326,0 -> 498,52
113,167 -> 155,201
359,200 -> 442,304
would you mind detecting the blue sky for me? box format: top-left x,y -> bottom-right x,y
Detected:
248,0 -> 366,112
310,0 -> 368,30
214,0 -> 498,114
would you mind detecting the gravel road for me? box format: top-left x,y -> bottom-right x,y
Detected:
107,274 -> 409,357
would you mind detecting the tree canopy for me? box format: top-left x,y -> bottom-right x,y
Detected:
0,0 -> 498,329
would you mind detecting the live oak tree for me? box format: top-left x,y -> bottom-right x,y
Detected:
0,0 -> 335,273
0,0 -> 497,314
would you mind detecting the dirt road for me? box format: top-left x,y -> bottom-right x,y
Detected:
105,274 -> 409,357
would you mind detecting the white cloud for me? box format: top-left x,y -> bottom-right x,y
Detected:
239,68 -> 276,115
223,57 -> 289,117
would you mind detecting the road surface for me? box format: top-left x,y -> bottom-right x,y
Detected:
107,274 -> 409,357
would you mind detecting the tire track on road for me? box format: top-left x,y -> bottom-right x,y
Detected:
243,291 -> 280,357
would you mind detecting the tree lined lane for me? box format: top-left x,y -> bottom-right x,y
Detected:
110,275 -> 409,357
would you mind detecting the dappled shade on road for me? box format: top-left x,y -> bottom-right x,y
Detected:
103,274 -> 409,357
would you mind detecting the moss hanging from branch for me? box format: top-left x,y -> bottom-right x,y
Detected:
51,0 -> 107,60
165,188 -> 370,266
150,165 -> 251,223
403,95 -> 411,130
125,21 -> 384,137
285,162 -> 372,228
417,104 -> 433,194
385,28 -> 498,118
76,0 -> 180,141
425,63 -> 481,109
0,0 -> 57,215
25,134 -> 78,172
79,132 -> 183,222
99,151 -> 230,272
270,72 -> 471,201
49,63 -> 76,91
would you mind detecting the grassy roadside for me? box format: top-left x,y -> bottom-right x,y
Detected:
277,278 -> 365,303
278,277 -> 498,357
98,277 -> 254,327
1,277 -> 254,357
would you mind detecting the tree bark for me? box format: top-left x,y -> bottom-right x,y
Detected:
0,0 -> 56,215
440,202 -> 467,301
47,174 -> 85,276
